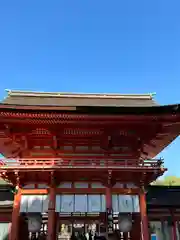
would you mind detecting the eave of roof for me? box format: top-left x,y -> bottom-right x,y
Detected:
147,185 -> 180,207
0,103 -> 179,115
0,104 -> 179,159
0,90 -> 179,159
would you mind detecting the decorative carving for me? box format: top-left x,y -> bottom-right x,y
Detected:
63,128 -> 102,136
31,128 -> 51,136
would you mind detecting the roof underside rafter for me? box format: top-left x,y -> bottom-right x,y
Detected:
0,89 -> 179,159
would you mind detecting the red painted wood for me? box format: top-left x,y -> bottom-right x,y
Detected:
139,190 -> 149,240
0,110 -> 174,239
21,187 -> 139,195
171,212 -> 178,240
0,112 -> 175,160
47,187 -> 56,240
106,186 -> 112,210
0,109 -> 179,122
22,189 -> 48,194
9,188 -> 21,240
172,225 -> 177,240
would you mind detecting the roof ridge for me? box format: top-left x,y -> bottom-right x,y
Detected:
5,89 -> 156,100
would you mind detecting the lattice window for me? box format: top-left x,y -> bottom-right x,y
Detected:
63,128 -> 101,136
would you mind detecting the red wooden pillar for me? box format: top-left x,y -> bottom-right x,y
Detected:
139,187 -> 149,240
172,224 -> 177,240
105,185 -> 112,240
106,186 -> 112,209
9,187 -> 21,240
47,176 -> 56,240
106,170 -> 112,210
171,211 -> 177,240
105,171 -> 113,239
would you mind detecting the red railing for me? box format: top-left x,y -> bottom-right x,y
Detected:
0,158 -> 163,169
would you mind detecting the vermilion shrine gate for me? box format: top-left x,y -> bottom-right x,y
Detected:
0,90 -> 180,240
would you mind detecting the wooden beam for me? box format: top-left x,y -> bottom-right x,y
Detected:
20,187 -> 139,195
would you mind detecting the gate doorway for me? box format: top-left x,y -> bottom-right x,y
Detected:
19,213 -> 141,240
56,213 -> 106,240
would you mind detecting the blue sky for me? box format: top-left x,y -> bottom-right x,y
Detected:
0,1 -> 179,176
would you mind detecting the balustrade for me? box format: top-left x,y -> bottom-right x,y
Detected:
0,157 -> 163,168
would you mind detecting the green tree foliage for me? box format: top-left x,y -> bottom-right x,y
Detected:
152,176 -> 180,186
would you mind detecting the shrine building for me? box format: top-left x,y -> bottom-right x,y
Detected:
0,90 -> 180,240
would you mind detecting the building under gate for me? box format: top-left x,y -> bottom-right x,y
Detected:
1,184 -> 180,240
0,90 -> 180,240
